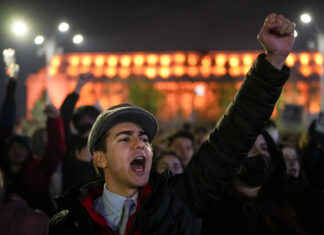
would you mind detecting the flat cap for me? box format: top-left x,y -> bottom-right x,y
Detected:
88,104 -> 158,154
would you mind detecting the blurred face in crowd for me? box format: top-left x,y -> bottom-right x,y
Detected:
235,134 -> 272,190
282,146 -> 300,178
156,154 -> 183,175
248,135 -> 270,157
93,122 -> 153,197
8,142 -> 29,165
170,137 -> 194,167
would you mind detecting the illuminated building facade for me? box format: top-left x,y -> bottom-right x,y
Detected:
25,51 -> 323,122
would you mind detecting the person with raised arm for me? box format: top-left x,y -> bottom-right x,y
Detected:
50,13 -> 295,235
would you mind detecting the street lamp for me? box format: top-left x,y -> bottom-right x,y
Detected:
33,22 -> 84,103
72,34 -> 83,44
300,13 -> 312,24
11,20 -> 28,36
58,22 -> 69,32
34,35 -> 45,45
300,12 -> 324,112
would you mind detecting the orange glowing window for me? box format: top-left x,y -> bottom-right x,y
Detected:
159,67 -> 171,79
132,67 -> 144,76
173,66 -> 185,77
242,54 -> 253,67
200,66 -> 211,78
229,56 -> 240,67
285,54 -> 296,67
107,56 -> 118,67
215,54 -> 227,66
94,56 -> 105,67
188,54 -> 198,66
105,68 -> 117,78
69,56 -> 80,66
187,66 -> 199,77
299,53 -> 310,66
51,56 -> 61,67
313,66 -> 323,75
145,67 -> 157,79
81,56 -> 92,66
213,66 -> 226,76
314,53 -> 323,65
118,68 -> 131,79
67,67 -> 79,77
134,55 -> 145,66
309,101 -> 320,114
92,68 -> 104,78
80,66 -> 91,74
160,54 -> 172,66
174,53 -> 186,64
229,67 -> 242,77
48,67 -> 57,75
299,66 -> 312,77
147,54 -> 158,65
120,55 -> 131,67
201,56 -> 212,67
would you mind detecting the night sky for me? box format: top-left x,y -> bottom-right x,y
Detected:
0,0 -> 323,114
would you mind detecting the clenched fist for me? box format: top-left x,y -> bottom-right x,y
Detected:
258,13 -> 296,69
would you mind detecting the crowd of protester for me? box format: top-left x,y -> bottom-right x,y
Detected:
1,13 -> 324,235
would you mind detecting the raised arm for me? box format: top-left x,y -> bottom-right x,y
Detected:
40,104 -> 66,175
0,77 -> 17,144
60,73 -> 92,142
178,13 -> 296,215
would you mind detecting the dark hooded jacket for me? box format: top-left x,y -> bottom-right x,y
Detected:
49,54 -> 290,235
301,120 -> 324,192
201,131 -> 324,235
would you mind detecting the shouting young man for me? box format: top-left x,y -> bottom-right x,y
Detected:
49,13 -> 295,235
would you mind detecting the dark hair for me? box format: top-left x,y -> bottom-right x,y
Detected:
73,106 -> 100,130
168,130 -> 195,148
93,131 -> 109,153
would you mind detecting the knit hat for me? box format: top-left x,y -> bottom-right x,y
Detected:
88,104 -> 158,154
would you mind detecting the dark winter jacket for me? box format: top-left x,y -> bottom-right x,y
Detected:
201,131 -> 324,235
0,79 -> 17,155
301,120 -> 324,192
49,54 -> 290,235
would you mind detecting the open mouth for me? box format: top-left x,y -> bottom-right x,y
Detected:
130,156 -> 146,173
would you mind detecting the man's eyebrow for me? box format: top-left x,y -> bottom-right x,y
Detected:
115,130 -> 133,137
115,130 -> 148,137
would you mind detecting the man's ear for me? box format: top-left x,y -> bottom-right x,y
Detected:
93,151 -> 107,169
